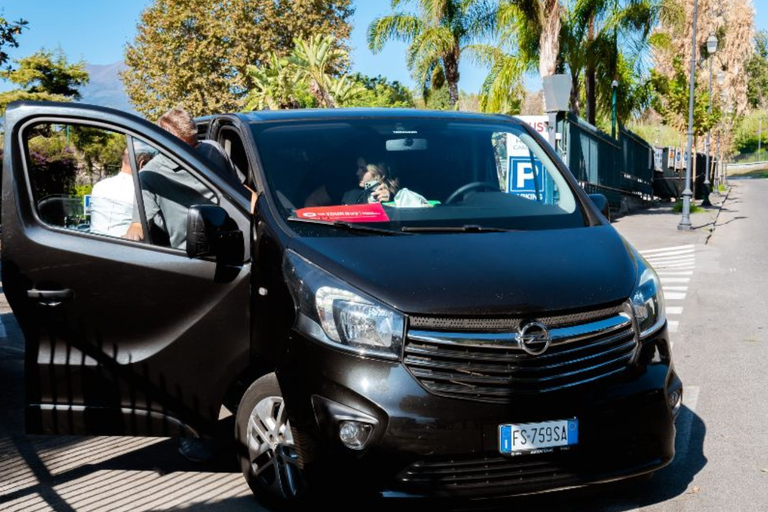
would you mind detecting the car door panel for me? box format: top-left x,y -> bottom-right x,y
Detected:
2,102 -> 251,436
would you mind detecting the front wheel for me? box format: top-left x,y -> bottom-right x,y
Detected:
235,373 -> 311,510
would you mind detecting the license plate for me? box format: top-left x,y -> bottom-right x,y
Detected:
499,418 -> 578,454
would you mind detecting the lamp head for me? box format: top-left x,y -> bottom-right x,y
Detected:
707,34 -> 718,55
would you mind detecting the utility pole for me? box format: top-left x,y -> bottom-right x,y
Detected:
611,80 -> 618,138
678,0 -> 698,231
702,34 -> 717,207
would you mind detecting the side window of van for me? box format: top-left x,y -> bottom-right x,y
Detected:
24,123 -> 129,235
22,121 -> 217,251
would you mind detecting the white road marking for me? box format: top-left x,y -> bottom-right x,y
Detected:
660,278 -> 691,283
639,244 -> 695,255
640,245 -> 697,339
645,254 -> 696,263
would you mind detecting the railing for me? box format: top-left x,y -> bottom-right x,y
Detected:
559,113 -> 654,210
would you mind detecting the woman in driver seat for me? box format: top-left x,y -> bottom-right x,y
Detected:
342,160 -> 400,204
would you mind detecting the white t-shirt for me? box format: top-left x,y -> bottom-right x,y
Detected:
90,172 -> 135,237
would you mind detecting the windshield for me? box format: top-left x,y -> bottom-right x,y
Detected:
251,116 -> 587,235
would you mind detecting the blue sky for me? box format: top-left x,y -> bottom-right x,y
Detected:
1,0 -> 767,96
0,0 -> 488,94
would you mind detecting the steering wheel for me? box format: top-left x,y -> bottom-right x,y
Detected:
444,181 -> 499,204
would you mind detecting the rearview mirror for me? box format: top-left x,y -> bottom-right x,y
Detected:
186,205 -> 244,265
588,193 -> 611,222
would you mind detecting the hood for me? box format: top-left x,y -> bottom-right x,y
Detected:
288,225 -> 637,316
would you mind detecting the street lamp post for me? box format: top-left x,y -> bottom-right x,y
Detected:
678,0 -> 699,231
714,70 -> 725,197
702,33 -> 718,207
611,80 -> 619,138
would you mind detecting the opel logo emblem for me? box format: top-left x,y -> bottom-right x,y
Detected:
517,321 -> 551,356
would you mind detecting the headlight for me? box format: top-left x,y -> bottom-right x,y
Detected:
284,250 -> 404,360
631,252 -> 666,339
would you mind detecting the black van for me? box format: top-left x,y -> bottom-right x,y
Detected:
1,102 -> 681,508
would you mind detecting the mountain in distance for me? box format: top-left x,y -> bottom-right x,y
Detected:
79,62 -> 140,117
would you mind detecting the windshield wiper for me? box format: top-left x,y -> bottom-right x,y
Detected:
287,216 -> 408,236
400,225 -> 517,233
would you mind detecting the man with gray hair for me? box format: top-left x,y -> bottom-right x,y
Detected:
124,107 -> 239,250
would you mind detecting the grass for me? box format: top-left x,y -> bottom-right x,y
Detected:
671,201 -> 704,214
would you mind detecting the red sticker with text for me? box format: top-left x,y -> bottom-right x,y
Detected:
294,202 -> 390,223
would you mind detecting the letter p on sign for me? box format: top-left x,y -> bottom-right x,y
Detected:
517,162 -> 535,189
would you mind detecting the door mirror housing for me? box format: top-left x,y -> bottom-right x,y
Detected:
588,193 -> 611,222
186,204 -> 244,265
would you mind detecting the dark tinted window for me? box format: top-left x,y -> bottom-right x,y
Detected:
251,117 -> 586,234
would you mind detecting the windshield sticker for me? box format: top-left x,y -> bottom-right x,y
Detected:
295,203 -> 390,223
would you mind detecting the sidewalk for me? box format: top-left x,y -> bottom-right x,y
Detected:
610,189 -> 728,252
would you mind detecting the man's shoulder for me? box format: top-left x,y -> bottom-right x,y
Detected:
92,173 -> 124,195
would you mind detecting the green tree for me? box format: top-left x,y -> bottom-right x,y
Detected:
495,0 -> 562,81
70,127 -> 125,184
290,34 -> 356,108
123,0 -> 353,119
244,35 -> 365,110
650,55 -> 719,138
244,55 -> 314,110
0,12 -> 27,70
470,0 -> 561,114
561,0 -> 679,126
344,74 -> 415,108
0,49 -> 89,118
746,30 -> 768,110
368,0 -> 497,109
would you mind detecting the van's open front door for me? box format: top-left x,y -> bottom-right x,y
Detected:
1,101 -> 251,437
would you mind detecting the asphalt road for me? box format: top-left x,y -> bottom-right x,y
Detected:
1,180 -> 766,511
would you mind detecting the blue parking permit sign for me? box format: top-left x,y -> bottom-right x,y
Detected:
508,156 -> 545,200
83,194 -> 91,214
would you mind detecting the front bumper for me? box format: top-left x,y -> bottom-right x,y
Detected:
280,325 -> 680,500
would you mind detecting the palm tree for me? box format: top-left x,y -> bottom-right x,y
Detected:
495,0 -> 562,80
244,55 -> 303,110
368,0 -> 497,109
244,35 -> 364,110
562,0 -> 681,125
290,34 -> 347,108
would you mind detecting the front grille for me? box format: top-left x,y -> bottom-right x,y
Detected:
403,306 -> 637,403
396,456 -> 581,496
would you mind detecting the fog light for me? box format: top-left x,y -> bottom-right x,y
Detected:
339,420 -> 374,450
667,389 -> 683,418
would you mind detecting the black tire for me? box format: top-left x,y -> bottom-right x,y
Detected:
234,373 -> 311,510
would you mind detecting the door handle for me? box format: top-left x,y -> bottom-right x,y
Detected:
27,288 -> 74,305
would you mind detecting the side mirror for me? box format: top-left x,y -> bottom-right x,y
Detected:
186,204 -> 244,265
588,193 -> 611,222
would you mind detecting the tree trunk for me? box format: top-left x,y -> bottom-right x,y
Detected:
570,72 -> 580,116
586,16 -> 597,125
444,52 -> 461,109
539,0 -> 562,109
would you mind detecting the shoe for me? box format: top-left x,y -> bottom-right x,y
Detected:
178,436 -> 215,462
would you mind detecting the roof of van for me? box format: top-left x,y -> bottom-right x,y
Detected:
232,108 -> 524,124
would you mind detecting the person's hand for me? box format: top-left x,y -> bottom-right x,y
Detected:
123,222 -> 144,241
371,184 -> 391,202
